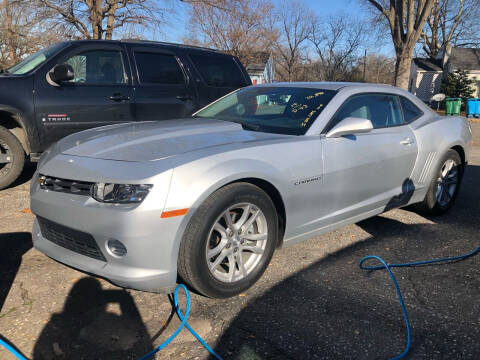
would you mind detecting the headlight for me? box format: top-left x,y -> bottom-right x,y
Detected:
91,183 -> 153,204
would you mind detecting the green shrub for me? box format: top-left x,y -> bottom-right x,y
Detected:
440,69 -> 476,100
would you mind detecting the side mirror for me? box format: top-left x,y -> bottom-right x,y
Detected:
47,64 -> 74,85
325,117 -> 373,138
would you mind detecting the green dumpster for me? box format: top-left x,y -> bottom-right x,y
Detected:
446,98 -> 462,115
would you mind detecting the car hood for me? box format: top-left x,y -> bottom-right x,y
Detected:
59,118 -> 286,162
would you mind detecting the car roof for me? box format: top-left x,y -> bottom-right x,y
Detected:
254,81 -> 397,91
62,39 -> 225,54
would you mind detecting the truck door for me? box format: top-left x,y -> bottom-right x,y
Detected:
128,46 -> 196,121
34,43 -> 134,148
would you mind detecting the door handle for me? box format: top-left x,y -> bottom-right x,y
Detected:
109,94 -> 130,102
176,94 -> 192,101
400,137 -> 414,145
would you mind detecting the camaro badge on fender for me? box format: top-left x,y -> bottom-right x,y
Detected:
293,175 -> 322,186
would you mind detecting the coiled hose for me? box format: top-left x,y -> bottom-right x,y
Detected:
1,246 -> 478,360
359,245 -> 480,360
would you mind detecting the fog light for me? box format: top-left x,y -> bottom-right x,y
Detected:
107,239 -> 127,257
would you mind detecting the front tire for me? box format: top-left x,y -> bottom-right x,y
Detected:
0,125 -> 25,190
177,182 -> 278,298
415,149 -> 463,215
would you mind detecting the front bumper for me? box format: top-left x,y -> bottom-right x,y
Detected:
33,218 -> 176,293
30,155 -> 183,293
31,193 -> 184,292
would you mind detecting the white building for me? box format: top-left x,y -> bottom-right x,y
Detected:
246,52 -> 275,84
409,46 -> 480,102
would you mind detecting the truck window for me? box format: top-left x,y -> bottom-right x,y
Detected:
189,54 -> 246,88
134,52 -> 185,84
7,42 -> 68,75
64,50 -> 126,84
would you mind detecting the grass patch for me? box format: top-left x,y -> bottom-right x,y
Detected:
0,307 -> 18,318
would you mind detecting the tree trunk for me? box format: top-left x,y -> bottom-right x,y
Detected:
105,14 -> 115,40
394,51 -> 412,90
366,0 -> 435,90
88,0 -> 103,39
105,0 -> 117,40
4,0 -> 15,65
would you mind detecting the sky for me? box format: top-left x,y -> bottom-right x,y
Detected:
157,0 -> 393,56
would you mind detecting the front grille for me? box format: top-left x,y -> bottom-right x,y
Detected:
38,217 -> 106,261
39,174 -> 93,196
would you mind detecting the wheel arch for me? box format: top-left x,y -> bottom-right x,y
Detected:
225,177 -> 286,248
0,108 -> 30,154
450,145 -> 465,167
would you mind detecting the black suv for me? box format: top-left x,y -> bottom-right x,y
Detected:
0,40 -> 251,189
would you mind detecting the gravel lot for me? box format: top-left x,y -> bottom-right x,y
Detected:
0,148 -> 479,360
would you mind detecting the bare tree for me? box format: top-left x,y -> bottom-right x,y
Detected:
310,15 -> 365,81
2,0 -> 15,64
181,0 -> 229,11
365,0 -> 435,89
0,0 -> 62,69
183,0 -> 277,68
356,53 -> 395,83
421,0 -> 480,59
37,0 -> 168,40
274,0 -> 313,82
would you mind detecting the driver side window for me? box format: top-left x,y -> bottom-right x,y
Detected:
332,93 -> 403,130
64,50 -> 126,85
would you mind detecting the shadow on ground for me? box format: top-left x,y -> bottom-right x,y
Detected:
7,160 -> 36,189
213,164 -> 480,359
33,277 -> 154,359
24,165 -> 480,359
0,232 -> 32,312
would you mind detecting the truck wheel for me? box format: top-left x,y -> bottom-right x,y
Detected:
0,125 -> 25,190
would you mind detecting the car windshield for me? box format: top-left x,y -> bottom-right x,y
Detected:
194,86 -> 337,135
6,42 -> 68,75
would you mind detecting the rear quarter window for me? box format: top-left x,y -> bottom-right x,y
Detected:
189,53 -> 247,88
400,96 -> 423,123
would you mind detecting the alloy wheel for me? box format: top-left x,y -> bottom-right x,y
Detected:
435,159 -> 458,207
206,203 -> 268,283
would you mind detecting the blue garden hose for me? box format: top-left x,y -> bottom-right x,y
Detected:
0,338 -> 27,360
1,246 -> 478,360
139,284 -> 222,360
359,245 -> 480,360
0,284 -> 222,360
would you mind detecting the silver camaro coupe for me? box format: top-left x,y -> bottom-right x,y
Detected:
31,83 -> 473,298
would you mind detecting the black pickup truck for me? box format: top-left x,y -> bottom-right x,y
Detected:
0,40 -> 251,189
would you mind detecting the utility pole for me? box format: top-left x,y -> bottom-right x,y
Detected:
362,49 -> 367,82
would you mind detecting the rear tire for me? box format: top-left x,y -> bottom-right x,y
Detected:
414,149 -> 462,215
0,125 -> 25,190
177,182 -> 278,298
